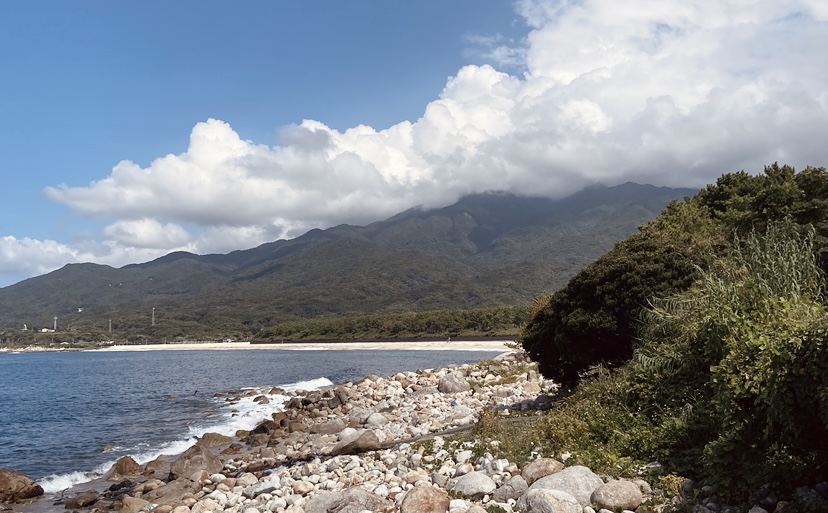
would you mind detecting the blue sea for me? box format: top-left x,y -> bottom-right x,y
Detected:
0,347 -> 500,493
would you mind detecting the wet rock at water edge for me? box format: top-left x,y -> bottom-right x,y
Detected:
0,468 -> 44,503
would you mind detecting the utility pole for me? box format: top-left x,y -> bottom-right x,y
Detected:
152,307 -> 155,326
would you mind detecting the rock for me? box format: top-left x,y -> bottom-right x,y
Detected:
452,471 -> 497,499
493,475 -> 528,502
104,456 -> 143,481
0,468 -> 44,502
365,412 -> 389,427
121,496 -> 150,513
64,490 -> 99,509
236,473 -> 258,487
519,488 -> 582,513
522,458 -> 564,484
525,465 -> 604,507
438,373 -> 470,393
748,507 -> 769,513
196,432 -> 233,448
142,478 -> 198,505
304,487 -> 394,513
293,481 -> 314,495
400,485 -> 450,513
169,445 -> 223,480
144,455 -> 173,480
591,480 -> 643,511
311,418 -> 346,435
331,429 -> 382,455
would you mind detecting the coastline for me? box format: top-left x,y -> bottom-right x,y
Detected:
90,340 -> 514,352
4,350 -> 679,513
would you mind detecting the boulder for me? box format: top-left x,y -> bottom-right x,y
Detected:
169,445 -> 223,480
522,458 -> 564,484
401,485 -> 450,513
104,456 -> 143,481
304,487 -> 394,513
438,373 -> 470,394
310,418 -> 346,435
143,478 -> 198,505
144,455 -> 173,480
452,471 -> 497,499
364,412 -> 389,428
525,465 -> 604,507
518,488 -> 581,513
590,479 -> 643,511
64,490 -> 99,509
196,432 -> 233,448
331,429 -> 382,455
0,468 -> 43,502
493,475 -> 528,502
120,496 -> 150,513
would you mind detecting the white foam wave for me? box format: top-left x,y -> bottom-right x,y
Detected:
38,376 -> 333,493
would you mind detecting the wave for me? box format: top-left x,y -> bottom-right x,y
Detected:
38,376 -> 334,494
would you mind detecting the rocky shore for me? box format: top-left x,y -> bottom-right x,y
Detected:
0,351 -> 767,513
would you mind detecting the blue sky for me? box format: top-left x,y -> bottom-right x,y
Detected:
1,0 -> 827,287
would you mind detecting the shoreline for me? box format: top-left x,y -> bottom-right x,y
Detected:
90,340 -> 515,352
0,340 -> 515,355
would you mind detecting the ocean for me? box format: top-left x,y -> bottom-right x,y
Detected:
0,348 -> 501,493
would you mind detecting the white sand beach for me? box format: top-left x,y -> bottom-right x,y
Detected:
92,340 -> 515,352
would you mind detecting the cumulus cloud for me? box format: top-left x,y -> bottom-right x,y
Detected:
4,0 -> 828,285
103,219 -> 194,249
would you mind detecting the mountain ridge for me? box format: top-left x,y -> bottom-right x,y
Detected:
0,183 -> 696,337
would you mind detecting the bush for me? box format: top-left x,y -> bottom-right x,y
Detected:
623,221 -> 826,501
521,222 -> 700,385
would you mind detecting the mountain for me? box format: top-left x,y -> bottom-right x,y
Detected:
0,183 -> 696,336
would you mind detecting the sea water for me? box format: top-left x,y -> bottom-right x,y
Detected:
0,348 -> 500,493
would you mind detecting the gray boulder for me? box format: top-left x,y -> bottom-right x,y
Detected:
591,479 -> 643,511
452,471 -> 497,499
522,458 -> 565,484
331,429 -> 383,455
365,412 -> 389,427
304,487 -> 394,513
400,484 -> 450,513
64,490 -> 99,509
310,418 -> 346,435
169,444 -> 223,480
519,488 -> 582,513
524,465 -> 604,507
142,478 -> 199,505
493,475 -> 528,502
438,373 -> 471,394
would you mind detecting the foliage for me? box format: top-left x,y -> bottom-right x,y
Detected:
521,220 -> 703,385
256,306 -> 529,342
521,164 -> 828,386
538,221 -> 828,504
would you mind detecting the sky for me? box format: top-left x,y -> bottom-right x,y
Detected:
1,1 -> 827,288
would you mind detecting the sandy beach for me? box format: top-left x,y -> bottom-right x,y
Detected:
92,340 -> 515,352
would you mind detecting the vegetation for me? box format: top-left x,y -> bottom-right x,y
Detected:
522,164 -> 828,386
0,306 -> 528,347
533,221 -> 828,505
520,164 -> 828,506
255,306 -> 527,341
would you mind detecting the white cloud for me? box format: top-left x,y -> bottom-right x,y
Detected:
3,0 -> 827,286
103,219 -> 193,249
